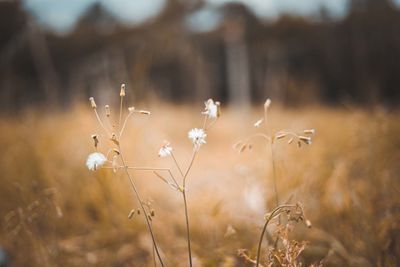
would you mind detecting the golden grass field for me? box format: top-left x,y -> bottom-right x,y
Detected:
0,102 -> 399,267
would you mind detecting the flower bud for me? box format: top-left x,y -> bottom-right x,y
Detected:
120,84 -> 126,97
89,97 -> 97,109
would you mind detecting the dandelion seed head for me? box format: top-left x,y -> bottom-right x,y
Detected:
158,141 -> 173,157
188,128 -> 207,148
86,152 -> 107,171
202,99 -> 220,119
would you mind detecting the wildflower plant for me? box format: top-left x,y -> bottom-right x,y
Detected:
86,84 -> 166,266
235,99 -> 315,266
155,98 -> 220,267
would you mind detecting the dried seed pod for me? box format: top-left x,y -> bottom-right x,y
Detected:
299,136 -> 312,145
139,110 -> 151,115
110,133 -> 119,145
264,98 -> 271,109
89,97 -> 97,109
91,134 -> 99,148
128,209 -> 135,219
275,133 -> 287,140
120,84 -> 126,97
303,129 -> 316,135
105,105 -> 111,117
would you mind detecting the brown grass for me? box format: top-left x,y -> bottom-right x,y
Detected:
0,103 -> 399,267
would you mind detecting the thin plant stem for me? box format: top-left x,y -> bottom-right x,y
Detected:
171,152 -> 184,178
118,145 -> 165,267
264,107 -> 279,207
255,205 -> 296,267
119,96 -> 123,130
93,108 -> 111,136
181,150 -> 197,267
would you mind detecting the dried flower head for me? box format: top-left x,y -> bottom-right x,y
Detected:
158,141 -> 173,157
86,152 -> 107,171
202,99 -> 220,119
188,128 -> 207,148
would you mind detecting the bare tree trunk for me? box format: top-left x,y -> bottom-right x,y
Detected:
27,19 -> 60,106
224,20 -> 251,107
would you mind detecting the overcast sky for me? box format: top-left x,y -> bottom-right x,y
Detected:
23,0 -> 398,34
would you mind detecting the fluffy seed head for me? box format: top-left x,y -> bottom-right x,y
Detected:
158,141 -> 173,157
86,152 -> 107,171
202,99 -> 220,119
188,128 -> 207,148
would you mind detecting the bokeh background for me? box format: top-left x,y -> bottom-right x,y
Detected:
0,0 -> 399,266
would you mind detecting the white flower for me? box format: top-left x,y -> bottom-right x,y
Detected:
254,118 -> 263,128
86,152 -> 107,171
188,128 -> 207,148
158,141 -> 173,157
202,99 -> 220,119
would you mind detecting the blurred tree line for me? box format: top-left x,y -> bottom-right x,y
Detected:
0,0 -> 400,111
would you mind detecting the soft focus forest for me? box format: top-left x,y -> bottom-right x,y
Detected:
0,0 -> 399,267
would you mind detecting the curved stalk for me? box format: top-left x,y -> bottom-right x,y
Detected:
255,205 -> 296,267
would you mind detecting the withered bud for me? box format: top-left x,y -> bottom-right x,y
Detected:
304,129 -> 316,135
239,144 -> 247,153
128,106 -> 135,113
264,98 -> 271,110
110,133 -> 120,145
89,97 -> 97,109
150,210 -> 155,217
137,209 -> 141,215
305,219 -> 312,228
275,133 -> 287,140
113,148 -> 120,155
139,110 -> 151,115
105,105 -> 110,117
128,209 -> 135,219
91,134 -> 99,148
299,136 -> 312,145
120,84 -> 126,97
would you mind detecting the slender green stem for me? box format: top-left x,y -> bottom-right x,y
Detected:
118,145 -> 165,267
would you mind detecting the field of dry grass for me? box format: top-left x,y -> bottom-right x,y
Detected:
0,102 -> 399,267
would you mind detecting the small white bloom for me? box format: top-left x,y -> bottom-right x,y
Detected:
202,99 -> 220,119
188,128 -> 207,148
158,141 -> 173,157
254,118 -> 263,128
86,152 -> 107,171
